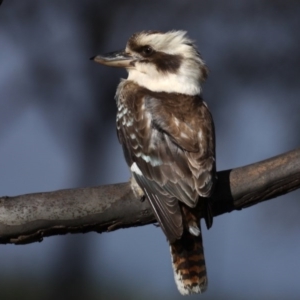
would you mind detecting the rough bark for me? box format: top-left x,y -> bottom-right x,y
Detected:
0,148 -> 299,245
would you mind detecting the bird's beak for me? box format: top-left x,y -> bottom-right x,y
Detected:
90,50 -> 135,68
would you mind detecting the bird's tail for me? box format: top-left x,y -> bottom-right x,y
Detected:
170,210 -> 207,295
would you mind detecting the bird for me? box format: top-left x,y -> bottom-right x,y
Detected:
92,30 -> 216,295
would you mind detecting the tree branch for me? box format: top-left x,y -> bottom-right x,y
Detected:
0,148 -> 300,245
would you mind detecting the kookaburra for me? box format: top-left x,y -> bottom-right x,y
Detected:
92,30 -> 216,295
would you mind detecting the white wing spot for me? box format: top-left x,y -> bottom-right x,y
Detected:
126,119 -> 133,126
180,131 -> 189,139
130,162 -> 142,175
198,131 -> 203,140
188,225 -> 200,236
141,154 -> 151,162
140,154 -> 162,166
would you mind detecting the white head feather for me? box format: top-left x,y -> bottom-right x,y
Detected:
125,30 -> 207,95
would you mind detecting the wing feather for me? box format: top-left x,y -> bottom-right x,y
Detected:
134,172 -> 183,243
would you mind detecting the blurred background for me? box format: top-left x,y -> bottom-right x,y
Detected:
0,1 -> 300,299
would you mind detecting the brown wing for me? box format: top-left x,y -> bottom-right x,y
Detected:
133,172 -> 183,242
116,83 -> 215,242
143,93 -> 216,202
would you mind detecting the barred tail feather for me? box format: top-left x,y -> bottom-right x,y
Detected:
170,229 -> 207,295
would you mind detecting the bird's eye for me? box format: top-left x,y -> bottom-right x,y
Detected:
142,46 -> 153,56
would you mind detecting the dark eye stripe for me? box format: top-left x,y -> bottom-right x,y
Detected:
152,52 -> 183,73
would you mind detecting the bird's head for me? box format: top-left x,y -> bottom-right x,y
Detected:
92,30 -> 208,95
